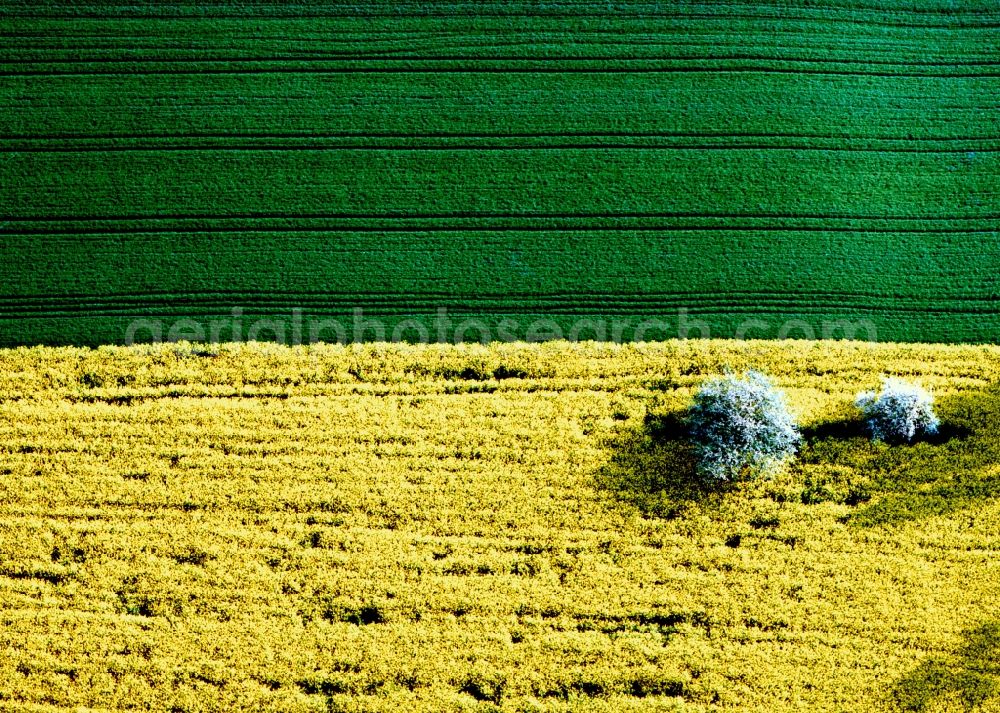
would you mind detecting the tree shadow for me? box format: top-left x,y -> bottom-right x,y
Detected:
592,410 -> 733,519
799,389 -> 1000,528
890,620 -> 1000,712
595,388 -> 1000,525
801,420 -> 971,444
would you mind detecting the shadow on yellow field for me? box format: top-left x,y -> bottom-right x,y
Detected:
595,388 -> 1000,526
890,621 -> 1000,712
799,388 -> 1000,527
592,410 -> 735,519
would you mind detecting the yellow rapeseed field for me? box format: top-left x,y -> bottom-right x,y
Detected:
0,340 -> 998,712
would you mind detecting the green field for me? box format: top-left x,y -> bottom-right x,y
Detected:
1,1 -> 998,346
0,339 -> 998,711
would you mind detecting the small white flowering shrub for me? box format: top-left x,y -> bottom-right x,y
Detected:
855,378 -> 939,444
687,371 -> 800,482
